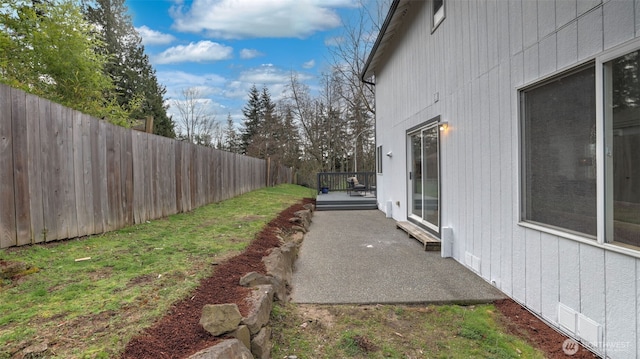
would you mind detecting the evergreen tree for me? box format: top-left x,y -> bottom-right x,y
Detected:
82,0 -> 175,137
223,113 -> 240,153
240,85 -> 261,154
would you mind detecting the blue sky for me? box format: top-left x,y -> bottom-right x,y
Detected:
126,0 -> 381,131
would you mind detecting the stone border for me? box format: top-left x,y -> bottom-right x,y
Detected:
188,203 -> 314,359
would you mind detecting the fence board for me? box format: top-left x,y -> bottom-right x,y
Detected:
42,102 -> 62,241
11,88 -> 31,245
121,127 -> 134,226
25,93 -> 44,243
0,85 -> 16,248
80,113 -> 94,235
63,106 -> 79,238
73,111 -> 89,237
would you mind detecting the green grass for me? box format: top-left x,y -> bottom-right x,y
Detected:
0,184 -> 315,359
271,303 -> 545,359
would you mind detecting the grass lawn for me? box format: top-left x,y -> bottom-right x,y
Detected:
271,303 -> 545,359
0,184 -> 315,359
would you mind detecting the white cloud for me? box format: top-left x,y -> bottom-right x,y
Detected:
240,48 -> 264,59
324,36 -> 344,47
157,70 -> 227,100
136,25 -> 176,45
153,41 -> 233,64
170,0 -> 357,39
302,59 -> 315,69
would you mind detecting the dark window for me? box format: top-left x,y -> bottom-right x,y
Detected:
521,65 -> 597,237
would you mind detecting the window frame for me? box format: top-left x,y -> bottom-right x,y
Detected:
432,0 -> 445,32
517,38 -> 640,258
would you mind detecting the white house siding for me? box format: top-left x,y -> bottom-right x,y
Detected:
373,0 -> 640,357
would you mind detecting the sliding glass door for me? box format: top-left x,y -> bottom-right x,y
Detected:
409,124 -> 440,233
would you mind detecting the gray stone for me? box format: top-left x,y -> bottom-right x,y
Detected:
291,225 -> 307,233
250,326 -> 272,359
263,246 -> 296,285
188,339 -> 253,359
231,325 -> 251,351
199,304 -> 243,336
303,203 -> 315,212
288,232 -> 304,245
241,285 -> 274,334
239,272 -> 272,287
238,272 -> 286,302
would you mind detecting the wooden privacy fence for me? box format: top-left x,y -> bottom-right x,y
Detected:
0,84 -> 293,249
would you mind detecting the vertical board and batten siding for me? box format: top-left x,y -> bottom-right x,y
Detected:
0,84 -> 292,249
374,0 -> 640,357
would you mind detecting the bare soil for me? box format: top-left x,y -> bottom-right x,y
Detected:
121,199 -> 597,359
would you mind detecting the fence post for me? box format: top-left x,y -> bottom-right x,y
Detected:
266,156 -> 271,187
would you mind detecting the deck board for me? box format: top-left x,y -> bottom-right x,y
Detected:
316,191 -> 377,211
396,221 -> 441,251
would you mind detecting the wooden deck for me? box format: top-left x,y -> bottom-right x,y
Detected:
395,221 -> 441,251
316,191 -> 377,211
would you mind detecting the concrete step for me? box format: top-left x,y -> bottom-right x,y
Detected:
395,221 -> 441,251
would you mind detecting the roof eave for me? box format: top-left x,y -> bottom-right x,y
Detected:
360,0 -> 409,84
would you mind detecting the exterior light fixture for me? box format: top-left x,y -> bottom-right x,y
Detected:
439,121 -> 449,131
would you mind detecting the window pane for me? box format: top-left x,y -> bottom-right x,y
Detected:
610,50 -> 640,246
522,65 -> 597,237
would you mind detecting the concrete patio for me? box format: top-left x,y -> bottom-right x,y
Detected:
290,210 -> 505,304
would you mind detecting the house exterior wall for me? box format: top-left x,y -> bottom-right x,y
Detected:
373,1 -> 640,358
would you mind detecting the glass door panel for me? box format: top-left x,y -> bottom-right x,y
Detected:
424,126 -> 439,229
411,134 -> 423,218
409,125 -> 440,233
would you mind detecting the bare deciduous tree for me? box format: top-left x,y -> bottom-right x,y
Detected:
171,87 -> 218,146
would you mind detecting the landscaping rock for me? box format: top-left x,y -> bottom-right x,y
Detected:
291,225 -> 307,233
199,304 -> 243,336
231,325 -> 251,350
238,272 -> 286,302
251,326 -> 272,359
288,232 -> 304,245
241,285 -> 274,335
188,339 -> 253,359
303,203 -> 315,212
239,272 -> 272,287
263,243 -> 297,286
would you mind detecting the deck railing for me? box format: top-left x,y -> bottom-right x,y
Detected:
317,172 -> 376,194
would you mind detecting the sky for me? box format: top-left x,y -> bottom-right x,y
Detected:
125,0 -> 383,132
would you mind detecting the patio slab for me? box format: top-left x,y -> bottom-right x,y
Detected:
290,210 -> 505,304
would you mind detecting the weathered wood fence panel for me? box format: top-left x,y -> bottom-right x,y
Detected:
0,84 -> 293,248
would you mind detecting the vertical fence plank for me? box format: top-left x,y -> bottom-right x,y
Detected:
99,120 -> 109,233
62,105 -> 78,239
132,132 -> 142,223
80,113 -> 94,235
25,93 -> 44,244
121,127 -> 134,225
73,111 -> 89,237
11,88 -> 31,245
0,85 -> 17,248
174,140 -> 183,213
44,103 -> 63,241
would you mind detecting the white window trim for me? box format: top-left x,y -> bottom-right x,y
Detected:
517,37 -> 640,257
432,1 -> 445,32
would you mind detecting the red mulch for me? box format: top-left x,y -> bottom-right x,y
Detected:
494,299 -> 598,358
121,199 -> 314,359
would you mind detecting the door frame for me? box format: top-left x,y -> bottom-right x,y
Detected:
406,116 -> 442,237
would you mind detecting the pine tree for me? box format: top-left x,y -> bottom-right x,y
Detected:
82,0 -> 175,137
223,113 -> 240,153
240,85 -> 261,154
